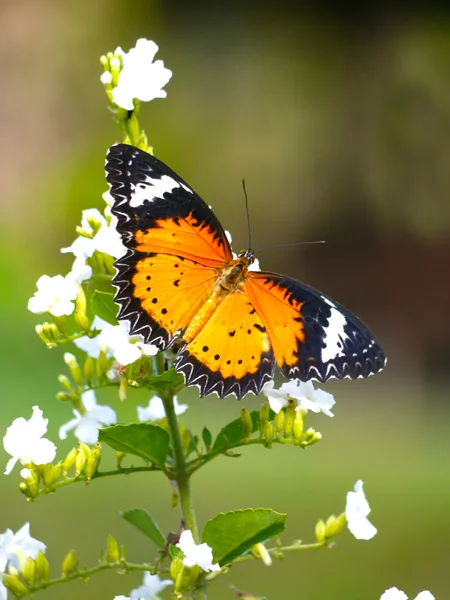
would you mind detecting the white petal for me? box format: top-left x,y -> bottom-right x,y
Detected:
0,581 -> 7,600
415,593 -> 435,600
61,236 -> 95,259
380,588 -> 408,600
74,418 -> 102,444
4,456 -> 18,475
89,404 -> 117,426
111,86 -> 134,110
59,416 -> 79,440
347,515 -> 377,540
29,438 -> 56,466
100,71 -> 112,85
266,394 -> 288,414
114,342 -> 141,366
81,390 -> 97,411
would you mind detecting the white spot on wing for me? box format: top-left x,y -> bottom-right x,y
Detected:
129,174 -> 181,207
321,307 -> 349,362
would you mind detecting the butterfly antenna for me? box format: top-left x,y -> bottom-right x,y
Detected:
242,178 -> 252,250
255,240 -> 326,254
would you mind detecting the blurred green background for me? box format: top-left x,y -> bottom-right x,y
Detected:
1,1 -> 450,599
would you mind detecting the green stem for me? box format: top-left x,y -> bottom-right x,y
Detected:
156,353 -> 199,541
31,560 -> 157,593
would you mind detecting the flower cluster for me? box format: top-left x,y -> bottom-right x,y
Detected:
0,523 -> 46,599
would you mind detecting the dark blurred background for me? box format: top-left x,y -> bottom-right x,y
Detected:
1,1 -> 449,599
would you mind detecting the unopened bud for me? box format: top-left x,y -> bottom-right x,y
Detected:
58,375 -> 72,392
263,421 -> 274,447
83,357 -> 95,386
284,404 -> 295,437
293,411 -> 304,443
325,513 -> 346,539
63,448 -> 78,475
62,550 -> 78,576
64,353 -> 83,387
259,402 -> 269,434
35,324 -> 53,348
75,446 -> 87,476
302,428 -> 322,447
86,445 -> 101,482
35,551 -> 50,583
107,535 -> 120,562
21,556 -> 36,587
251,543 -> 272,566
2,572 -> 29,597
96,351 -> 109,381
241,408 -> 253,440
315,518 -> 326,543
116,451 -> 126,467
274,410 -> 285,436
118,375 -> 128,401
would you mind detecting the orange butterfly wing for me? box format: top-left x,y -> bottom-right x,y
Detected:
106,144 -> 232,348
174,289 -> 275,398
245,272 -> 386,383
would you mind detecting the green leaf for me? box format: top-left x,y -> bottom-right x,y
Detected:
91,290 -> 118,325
145,369 -> 184,393
212,411 -> 260,452
121,508 -> 165,548
202,508 -> 286,566
202,427 -> 212,451
99,424 -> 169,467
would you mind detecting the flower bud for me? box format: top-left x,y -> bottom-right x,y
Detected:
284,403 -> 295,438
58,375 -> 72,392
43,322 -> 60,344
118,375 -> 128,402
62,550 -> 78,576
315,518 -> 326,543
96,351 -> 110,381
63,448 -> 78,475
263,421 -> 274,448
241,408 -> 253,441
116,451 -> 126,467
83,357 -> 95,386
42,463 -> 61,488
325,512 -> 346,539
20,467 -> 39,499
259,402 -> 269,434
274,410 -> 285,436
75,446 -> 87,476
85,445 -> 101,482
302,428 -> 322,447
35,324 -> 53,348
2,572 -> 29,597
251,543 -> 272,566
35,551 -> 50,583
64,353 -> 83,387
21,557 -> 36,587
293,411 -> 304,443
107,535 -> 120,563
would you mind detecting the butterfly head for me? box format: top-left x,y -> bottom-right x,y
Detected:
237,248 -> 255,264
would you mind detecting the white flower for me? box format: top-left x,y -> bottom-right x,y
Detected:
0,582 -> 6,600
27,274 -> 79,317
129,572 -> 172,600
74,318 -> 158,366
111,39 -> 172,110
0,522 -> 46,573
248,257 -> 261,271
263,380 -> 335,416
59,390 -> 116,444
345,480 -> 377,540
380,588 -> 435,600
3,407 -> 56,475
176,530 -> 220,573
137,396 -> 188,422
93,217 -> 126,258
101,71 -> 113,85
103,190 -> 114,206
225,230 -> 232,244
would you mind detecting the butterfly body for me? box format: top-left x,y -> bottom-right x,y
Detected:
106,144 -> 386,399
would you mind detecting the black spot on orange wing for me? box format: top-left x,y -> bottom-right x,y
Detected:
174,290 -> 275,398
113,252 -> 217,349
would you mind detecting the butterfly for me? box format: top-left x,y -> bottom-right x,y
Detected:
105,144 -> 386,399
